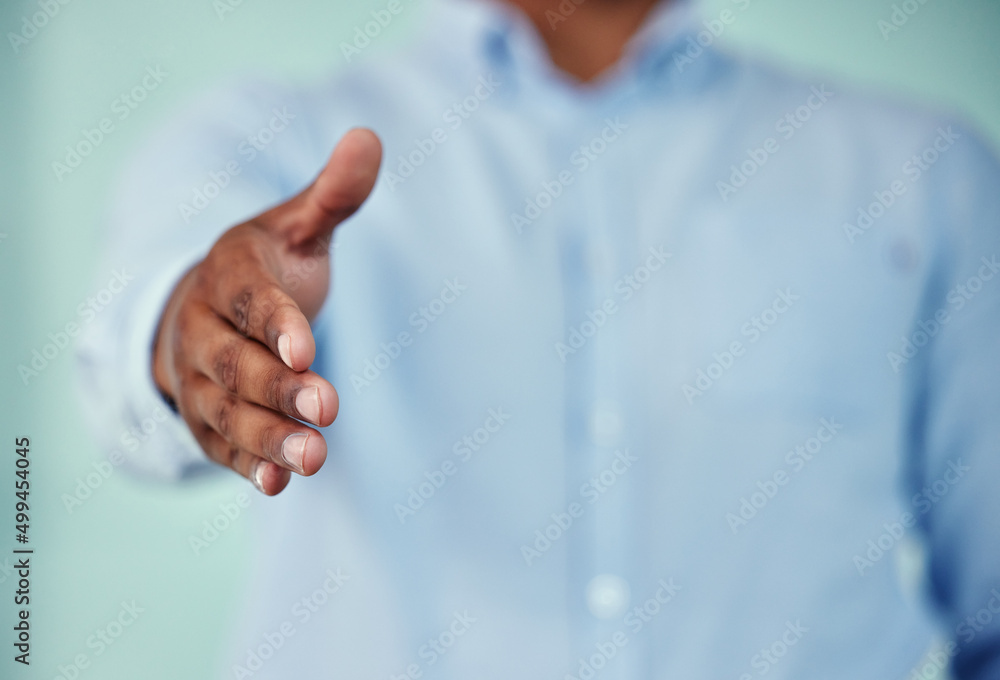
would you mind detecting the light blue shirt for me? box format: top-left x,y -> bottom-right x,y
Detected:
77,0 -> 1000,677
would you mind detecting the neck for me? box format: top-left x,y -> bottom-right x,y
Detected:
504,0 -> 664,81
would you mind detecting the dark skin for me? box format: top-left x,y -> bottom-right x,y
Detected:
507,0 -> 663,82
152,0 -> 665,495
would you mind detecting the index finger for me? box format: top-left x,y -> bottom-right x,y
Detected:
198,233 -> 316,372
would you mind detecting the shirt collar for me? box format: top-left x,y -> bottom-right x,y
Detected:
421,0 -> 715,91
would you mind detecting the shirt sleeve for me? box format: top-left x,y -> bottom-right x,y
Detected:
74,81 -> 322,481
908,121 -> 1000,679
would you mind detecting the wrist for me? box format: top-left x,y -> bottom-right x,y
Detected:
151,267 -> 196,413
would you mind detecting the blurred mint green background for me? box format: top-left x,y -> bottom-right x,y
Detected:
0,1 -> 998,678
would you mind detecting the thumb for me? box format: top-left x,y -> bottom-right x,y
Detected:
269,127 -> 382,246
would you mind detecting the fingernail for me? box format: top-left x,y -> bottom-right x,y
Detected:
295,386 -> 321,424
278,334 -> 293,368
251,461 -> 267,493
281,433 -> 308,474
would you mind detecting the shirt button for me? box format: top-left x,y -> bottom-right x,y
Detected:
586,574 -> 631,619
589,402 -> 623,446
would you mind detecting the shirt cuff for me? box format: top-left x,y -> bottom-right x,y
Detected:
122,253 -> 210,480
